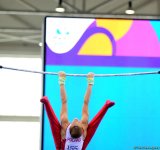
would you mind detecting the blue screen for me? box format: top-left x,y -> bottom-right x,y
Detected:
42,17 -> 160,150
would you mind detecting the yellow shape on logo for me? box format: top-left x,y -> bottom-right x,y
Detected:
78,33 -> 112,56
96,19 -> 133,40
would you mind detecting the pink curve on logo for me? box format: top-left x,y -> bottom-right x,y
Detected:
116,20 -> 160,57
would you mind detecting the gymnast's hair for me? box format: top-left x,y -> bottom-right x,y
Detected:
70,126 -> 82,139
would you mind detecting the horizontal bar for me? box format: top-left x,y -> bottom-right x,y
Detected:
0,65 -> 160,77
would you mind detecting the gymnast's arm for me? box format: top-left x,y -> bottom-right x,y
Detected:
58,71 -> 70,138
81,72 -> 94,138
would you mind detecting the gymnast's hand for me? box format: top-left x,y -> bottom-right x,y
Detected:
58,71 -> 66,78
87,72 -> 94,78
58,71 -> 66,85
87,72 -> 94,85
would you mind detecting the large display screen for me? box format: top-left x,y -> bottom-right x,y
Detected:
42,16 -> 160,150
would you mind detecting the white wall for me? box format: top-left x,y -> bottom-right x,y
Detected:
0,56 -> 42,150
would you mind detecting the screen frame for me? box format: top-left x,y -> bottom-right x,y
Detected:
40,14 -> 160,150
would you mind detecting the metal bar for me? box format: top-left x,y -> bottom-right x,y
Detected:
105,0 -> 130,13
0,10 -> 160,19
0,28 -> 41,33
0,38 -> 39,44
0,33 -> 19,39
0,10 -> 56,16
0,115 -> 40,122
11,15 -> 36,28
134,0 -> 155,11
0,38 -> 21,43
63,1 -> 82,12
107,0 -> 156,14
16,0 -> 38,11
87,0 -> 111,12
21,37 -> 40,43
0,33 -> 39,44
82,0 -> 86,12
0,65 -> 159,77
23,34 -> 41,40
158,0 -> 160,14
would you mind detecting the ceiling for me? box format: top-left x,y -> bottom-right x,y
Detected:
0,0 -> 160,56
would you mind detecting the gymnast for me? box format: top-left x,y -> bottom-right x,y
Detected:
40,71 -> 115,150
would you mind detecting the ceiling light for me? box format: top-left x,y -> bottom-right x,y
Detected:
55,0 -> 65,13
125,1 -> 135,15
55,6 -> 65,13
39,42 -> 43,47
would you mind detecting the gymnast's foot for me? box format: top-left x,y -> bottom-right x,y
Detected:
106,100 -> 115,108
40,96 -> 48,103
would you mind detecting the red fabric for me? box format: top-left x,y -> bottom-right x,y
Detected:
82,100 -> 115,150
41,96 -> 61,150
41,96 -> 115,150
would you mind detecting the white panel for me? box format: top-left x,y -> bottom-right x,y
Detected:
0,57 -> 42,116
0,122 -> 40,150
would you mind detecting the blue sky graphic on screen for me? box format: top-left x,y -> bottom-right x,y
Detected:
42,17 -> 160,150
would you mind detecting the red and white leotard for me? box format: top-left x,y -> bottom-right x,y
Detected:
64,124 -> 84,150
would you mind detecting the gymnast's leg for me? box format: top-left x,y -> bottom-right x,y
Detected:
40,96 -> 61,150
82,100 -> 115,150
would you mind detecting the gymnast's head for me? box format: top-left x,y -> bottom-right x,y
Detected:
70,118 -> 83,138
